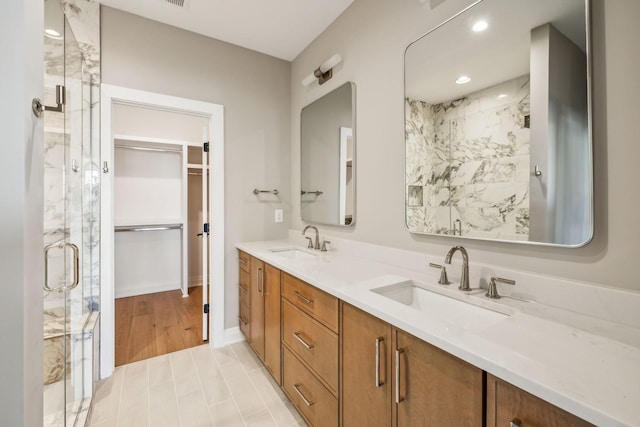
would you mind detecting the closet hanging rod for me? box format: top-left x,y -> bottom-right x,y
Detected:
253,189 -> 279,195
114,145 -> 183,153
188,172 -> 203,176
115,224 -> 183,233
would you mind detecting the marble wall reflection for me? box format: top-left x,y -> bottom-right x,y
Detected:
406,75 -> 530,241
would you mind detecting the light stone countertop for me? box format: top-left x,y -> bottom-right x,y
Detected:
237,238 -> 640,427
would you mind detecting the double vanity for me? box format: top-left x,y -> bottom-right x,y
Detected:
236,233 -> 640,426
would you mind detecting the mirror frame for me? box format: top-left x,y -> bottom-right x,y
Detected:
300,81 -> 357,227
403,0 -> 593,247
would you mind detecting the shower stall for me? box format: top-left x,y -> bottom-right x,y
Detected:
42,0 -> 101,425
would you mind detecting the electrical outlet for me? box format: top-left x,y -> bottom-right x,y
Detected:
275,209 -> 284,223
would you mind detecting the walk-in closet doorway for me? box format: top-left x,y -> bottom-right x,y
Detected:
100,85 -> 224,378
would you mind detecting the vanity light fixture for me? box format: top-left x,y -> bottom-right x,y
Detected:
302,54 -> 343,87
472,20 -> 489,32
456,75 -> 471,84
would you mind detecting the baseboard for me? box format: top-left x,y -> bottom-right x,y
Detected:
222,327 -> 245,347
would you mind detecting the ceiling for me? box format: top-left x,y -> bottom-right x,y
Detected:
97,0 -> 354,61
405,0 -> 586,103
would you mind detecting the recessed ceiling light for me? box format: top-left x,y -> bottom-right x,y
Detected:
456,76 -> 471,84
44,28 -> 62,39
472,20 -> 489,32
497,94 -> 508,99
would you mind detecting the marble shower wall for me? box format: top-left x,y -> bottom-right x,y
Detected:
406,75 -> 531,241
43,0 -> 100,313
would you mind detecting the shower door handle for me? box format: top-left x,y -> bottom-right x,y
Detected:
44,242 -> 80,292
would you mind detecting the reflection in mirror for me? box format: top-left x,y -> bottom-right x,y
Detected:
405,0 -> 592,247
301,82 -> 356,226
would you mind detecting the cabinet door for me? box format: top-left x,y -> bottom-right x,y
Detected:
341,303 -> 392,427
487,374 -> 594,427
264,263 -> 281,384
249,257 -> 265,360
393,328 -> 483,427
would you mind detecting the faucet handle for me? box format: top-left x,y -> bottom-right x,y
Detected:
305,237 -> 313,249
429,263 -> 450,285
486,277 -> 516,299
321,240 -> 331,252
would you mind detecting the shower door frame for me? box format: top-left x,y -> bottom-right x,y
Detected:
99,85 -> 225,378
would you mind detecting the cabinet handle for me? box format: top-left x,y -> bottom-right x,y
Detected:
258,268 -> 264,295
293,384 -> 315,406
395,348 -> 404,404
293,332 -> 315,350
238,316 -> 248,326
239,283 -> 247,292
375,337 -> 384,387
510,418 -> 522,427
293,291 -> 313,305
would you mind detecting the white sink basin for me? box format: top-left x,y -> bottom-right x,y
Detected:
371,280 -> 510,330
269,248 -> 317,260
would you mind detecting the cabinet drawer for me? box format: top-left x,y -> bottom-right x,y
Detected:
283,300 -> 338,395
239,302 -> 250,339
239,269 -> 250,306
283,347 -> 338,427
238,250 -> 250,273
487,374 -> 594,427
282,273 -> 338,333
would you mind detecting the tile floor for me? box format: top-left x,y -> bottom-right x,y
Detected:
88,342 -> 307,427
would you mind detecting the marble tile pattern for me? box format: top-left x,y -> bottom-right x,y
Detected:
59,0 -> 101,82
406,75 -> 531,240
88,343 -> 307,427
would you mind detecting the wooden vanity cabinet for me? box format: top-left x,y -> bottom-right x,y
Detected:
340,302 -> 483,427
486,374 -> 594,427
393,328 -> 483,427
238,251 -> 251,340
239,251 -> 281,384
263,262 -> 281,384
249,257 -> 266,359
282,273 -> 339,427
340,303 -> 392,427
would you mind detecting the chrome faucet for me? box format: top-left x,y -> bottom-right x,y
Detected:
444,246 -> 471,291
302,225 -> 320,250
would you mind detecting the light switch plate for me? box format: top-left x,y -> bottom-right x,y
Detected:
275,209 -> 284,223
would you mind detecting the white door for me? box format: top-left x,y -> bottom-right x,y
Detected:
201,141 -> 210,341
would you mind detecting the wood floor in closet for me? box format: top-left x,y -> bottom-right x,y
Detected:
115,286 -> 205,366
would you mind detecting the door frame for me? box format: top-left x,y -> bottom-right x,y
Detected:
100,84 -> 225,378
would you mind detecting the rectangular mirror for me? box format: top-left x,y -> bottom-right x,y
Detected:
301,82 -> 356,226
405,0 -> 592,247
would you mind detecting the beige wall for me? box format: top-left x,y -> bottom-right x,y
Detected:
101,7 -> 292,327
291,0 -> 640,291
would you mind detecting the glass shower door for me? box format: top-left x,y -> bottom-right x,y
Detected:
43,3 -> 98,425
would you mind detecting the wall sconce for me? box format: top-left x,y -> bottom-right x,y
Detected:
302,54 -> 343,87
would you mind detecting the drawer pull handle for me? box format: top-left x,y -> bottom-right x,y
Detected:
239,258 -> 247,265
395,348 -> 404,404
293,291 -> 313,305
293,384 -> 315,406
239,283 -> 247,292
258,268 -> 264,295
510,418 -> 522,427
293,332 -> 315,350
375,337 -> 384,387
238,316 -> 248,326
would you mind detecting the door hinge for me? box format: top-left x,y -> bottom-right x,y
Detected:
203,303 -> 210,314
203,141 -> 209,152
203,223 -> 209,234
